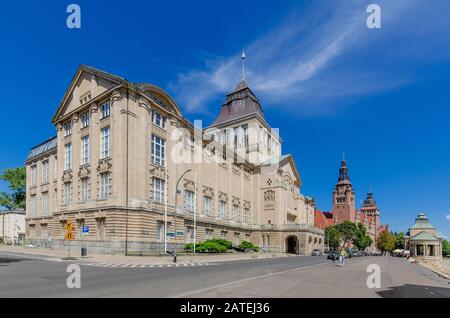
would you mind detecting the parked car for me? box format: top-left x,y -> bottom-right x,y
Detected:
345,249 -> 353,258
327,250 -> 340,261
312,249 -> 323,256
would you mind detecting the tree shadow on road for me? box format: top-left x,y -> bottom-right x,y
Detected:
0,257 -> 30,266
377,284 -> 450,298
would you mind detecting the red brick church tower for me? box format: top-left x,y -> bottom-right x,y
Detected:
332,160 -> 357,223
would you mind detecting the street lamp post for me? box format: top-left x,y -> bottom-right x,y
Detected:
173,169 -> 192,263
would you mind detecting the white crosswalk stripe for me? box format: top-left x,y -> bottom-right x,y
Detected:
77,262 -> 214,269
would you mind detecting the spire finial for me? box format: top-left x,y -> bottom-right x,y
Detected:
343,152 -> 346,161
241,49 -> 246,81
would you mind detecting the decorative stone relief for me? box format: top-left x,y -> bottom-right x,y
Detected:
89,102 -> 99,115
218,191 -> 228,202
170,118 -> 181,128
147,93 -> 170,111
232,196 -> 240,206
203,186 -> 214,198
97,159 -> 112,174
78,165 -> 91,179
243,200 -> 251,209
149,166 -> 166,179
264,190 -> 275,210
232,165 -> 241,175
111,89 -> 123,103
62,170 -> 73,182
184,180 -> 195,192
152,126 -> 167,138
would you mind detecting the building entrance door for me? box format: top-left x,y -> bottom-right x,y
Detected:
286,236 -> 298,254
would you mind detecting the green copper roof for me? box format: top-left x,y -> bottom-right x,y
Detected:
410,231 -> 440,241
410,213 -> 435,229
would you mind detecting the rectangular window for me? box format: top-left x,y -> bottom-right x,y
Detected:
63,122 -> 72,137
186,226 -> 195,243
205,229 -> 213,240
81,112 -> 90,128
234,127 -> 239,148
81,178 -> 90,201
42,192 -> 49,216
96,219 -> 106,240
151,135 -> 166,166
234,232 -> 240,245
81,135 -> 90,165
152,110 -> 167,129
203,196 -> 212,216
232,205 -> 239,222
100,102 -> 110,119
30,195 -> 37,217
31,166 -> 37,186
221,231 -> 228,239
152,177 -> 165,204
156,221 -> 165,241
101,174 -> 110,199
242,125 -> 249,147
64,143 -> 72,170
185,190 -> 194,212
243,208 -> 250,224
219,201 -> 226,219
63,182 -> 71,204
42,161 -> 49,183
101,127 -> 111,159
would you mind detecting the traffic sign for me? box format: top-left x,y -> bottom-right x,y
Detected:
64,220 -> 75,241
82,225 -> 89,235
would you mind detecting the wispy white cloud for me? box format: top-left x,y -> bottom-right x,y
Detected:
171,0 -> 450,115
446,215 -> 450,221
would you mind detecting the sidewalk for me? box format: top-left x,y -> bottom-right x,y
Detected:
0,245 -> 296,265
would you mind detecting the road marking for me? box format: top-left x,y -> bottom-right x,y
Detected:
77,262 -> 212,269
176,261 -> 329,298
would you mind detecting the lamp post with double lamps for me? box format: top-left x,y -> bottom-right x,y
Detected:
173,169 -> 192,263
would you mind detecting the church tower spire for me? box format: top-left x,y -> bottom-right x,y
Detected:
332,158 -> 356,223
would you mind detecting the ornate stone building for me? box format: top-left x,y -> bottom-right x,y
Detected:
315,159 -> 387,250
406,213 -> 443,261
25,65 -> 323,255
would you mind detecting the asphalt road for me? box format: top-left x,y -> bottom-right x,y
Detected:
0,251 -> 449,298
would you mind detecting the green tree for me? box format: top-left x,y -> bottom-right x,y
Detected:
442,240 -> 450,257
377,231 -> 396,252
334,220 -> 357,246
354,223 -> 373,251
0,167 -> 26,210
393,232 -> 406,250
324,226 -> 341,250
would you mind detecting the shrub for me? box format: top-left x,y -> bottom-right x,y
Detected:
236,241 -> 260,252
184,240 -> 230,253
197,241 -> 228,253
208,239 -> 233,250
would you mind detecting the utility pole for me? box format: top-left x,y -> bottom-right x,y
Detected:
173,169 -> 192,263
2,212 -> 5,244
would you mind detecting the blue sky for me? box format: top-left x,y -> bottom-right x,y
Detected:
1,0 -> 449,237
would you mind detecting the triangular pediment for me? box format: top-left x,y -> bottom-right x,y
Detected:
279,155 -> 302,188
52,65 -> 125,123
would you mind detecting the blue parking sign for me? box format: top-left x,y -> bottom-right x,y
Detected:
83,226 -> 89,234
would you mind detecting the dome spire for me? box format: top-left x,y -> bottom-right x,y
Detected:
241,49 -> 246,81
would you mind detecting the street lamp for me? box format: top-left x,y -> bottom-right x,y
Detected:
173,169 -> 192,263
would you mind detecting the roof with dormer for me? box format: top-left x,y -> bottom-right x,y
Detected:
210,80 -> 265,127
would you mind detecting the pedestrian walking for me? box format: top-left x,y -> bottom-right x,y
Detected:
339,247 -> 346,267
